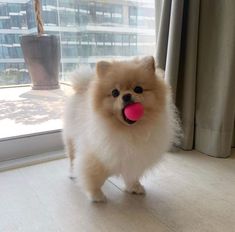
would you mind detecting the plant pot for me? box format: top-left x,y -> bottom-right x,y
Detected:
20,34 -> 61,90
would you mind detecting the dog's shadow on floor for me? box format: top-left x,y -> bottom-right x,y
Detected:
85,188 -> 160,230
65,171 -> 173,230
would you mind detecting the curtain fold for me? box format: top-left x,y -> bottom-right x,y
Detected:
155,0 -> 235,157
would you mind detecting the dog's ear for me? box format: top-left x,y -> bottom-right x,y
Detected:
141,56 -> 155,73
96,61 -> 111,77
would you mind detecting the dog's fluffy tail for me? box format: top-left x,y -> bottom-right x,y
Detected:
70,65 -> 94,93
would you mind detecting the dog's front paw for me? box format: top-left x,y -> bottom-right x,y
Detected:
125,182 -> 146,195
87,190 -> 107,203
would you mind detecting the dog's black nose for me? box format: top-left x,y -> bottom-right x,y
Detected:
122,93 -> 132,103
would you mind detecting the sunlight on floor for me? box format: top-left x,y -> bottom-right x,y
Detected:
0,84 -> 72,139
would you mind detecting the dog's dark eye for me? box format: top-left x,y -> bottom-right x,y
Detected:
134,86 -> 143,94
112,89 -> 120,97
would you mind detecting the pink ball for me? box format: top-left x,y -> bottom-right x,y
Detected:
124,102 -> 144,121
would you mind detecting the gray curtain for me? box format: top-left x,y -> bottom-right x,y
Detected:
155,0 -> 235,157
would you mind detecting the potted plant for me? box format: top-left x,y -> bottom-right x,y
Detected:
20,0 -> 60,90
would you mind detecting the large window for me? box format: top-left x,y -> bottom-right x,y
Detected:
0,0 -> 155,162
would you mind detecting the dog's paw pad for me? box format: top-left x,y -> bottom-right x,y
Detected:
126,182 -> 146,195
87,190 -> 107,203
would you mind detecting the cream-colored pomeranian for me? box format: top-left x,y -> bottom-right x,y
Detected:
63,56 -> 180,202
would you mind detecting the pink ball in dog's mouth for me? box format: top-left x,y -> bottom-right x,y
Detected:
123,102 -> 144,122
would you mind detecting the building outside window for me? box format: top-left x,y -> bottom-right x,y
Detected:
0,0 -> 155,86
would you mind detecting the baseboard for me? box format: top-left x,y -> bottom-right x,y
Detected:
0,150 -> 66,172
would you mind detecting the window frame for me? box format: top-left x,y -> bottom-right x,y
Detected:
0,129 -> 64,163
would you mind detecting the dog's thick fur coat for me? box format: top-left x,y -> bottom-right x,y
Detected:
63,57 -> 180,202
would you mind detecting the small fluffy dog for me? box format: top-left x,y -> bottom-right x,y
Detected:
63,56 -> 179,202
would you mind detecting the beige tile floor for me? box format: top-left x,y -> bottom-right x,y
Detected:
0,149 -> 235,232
